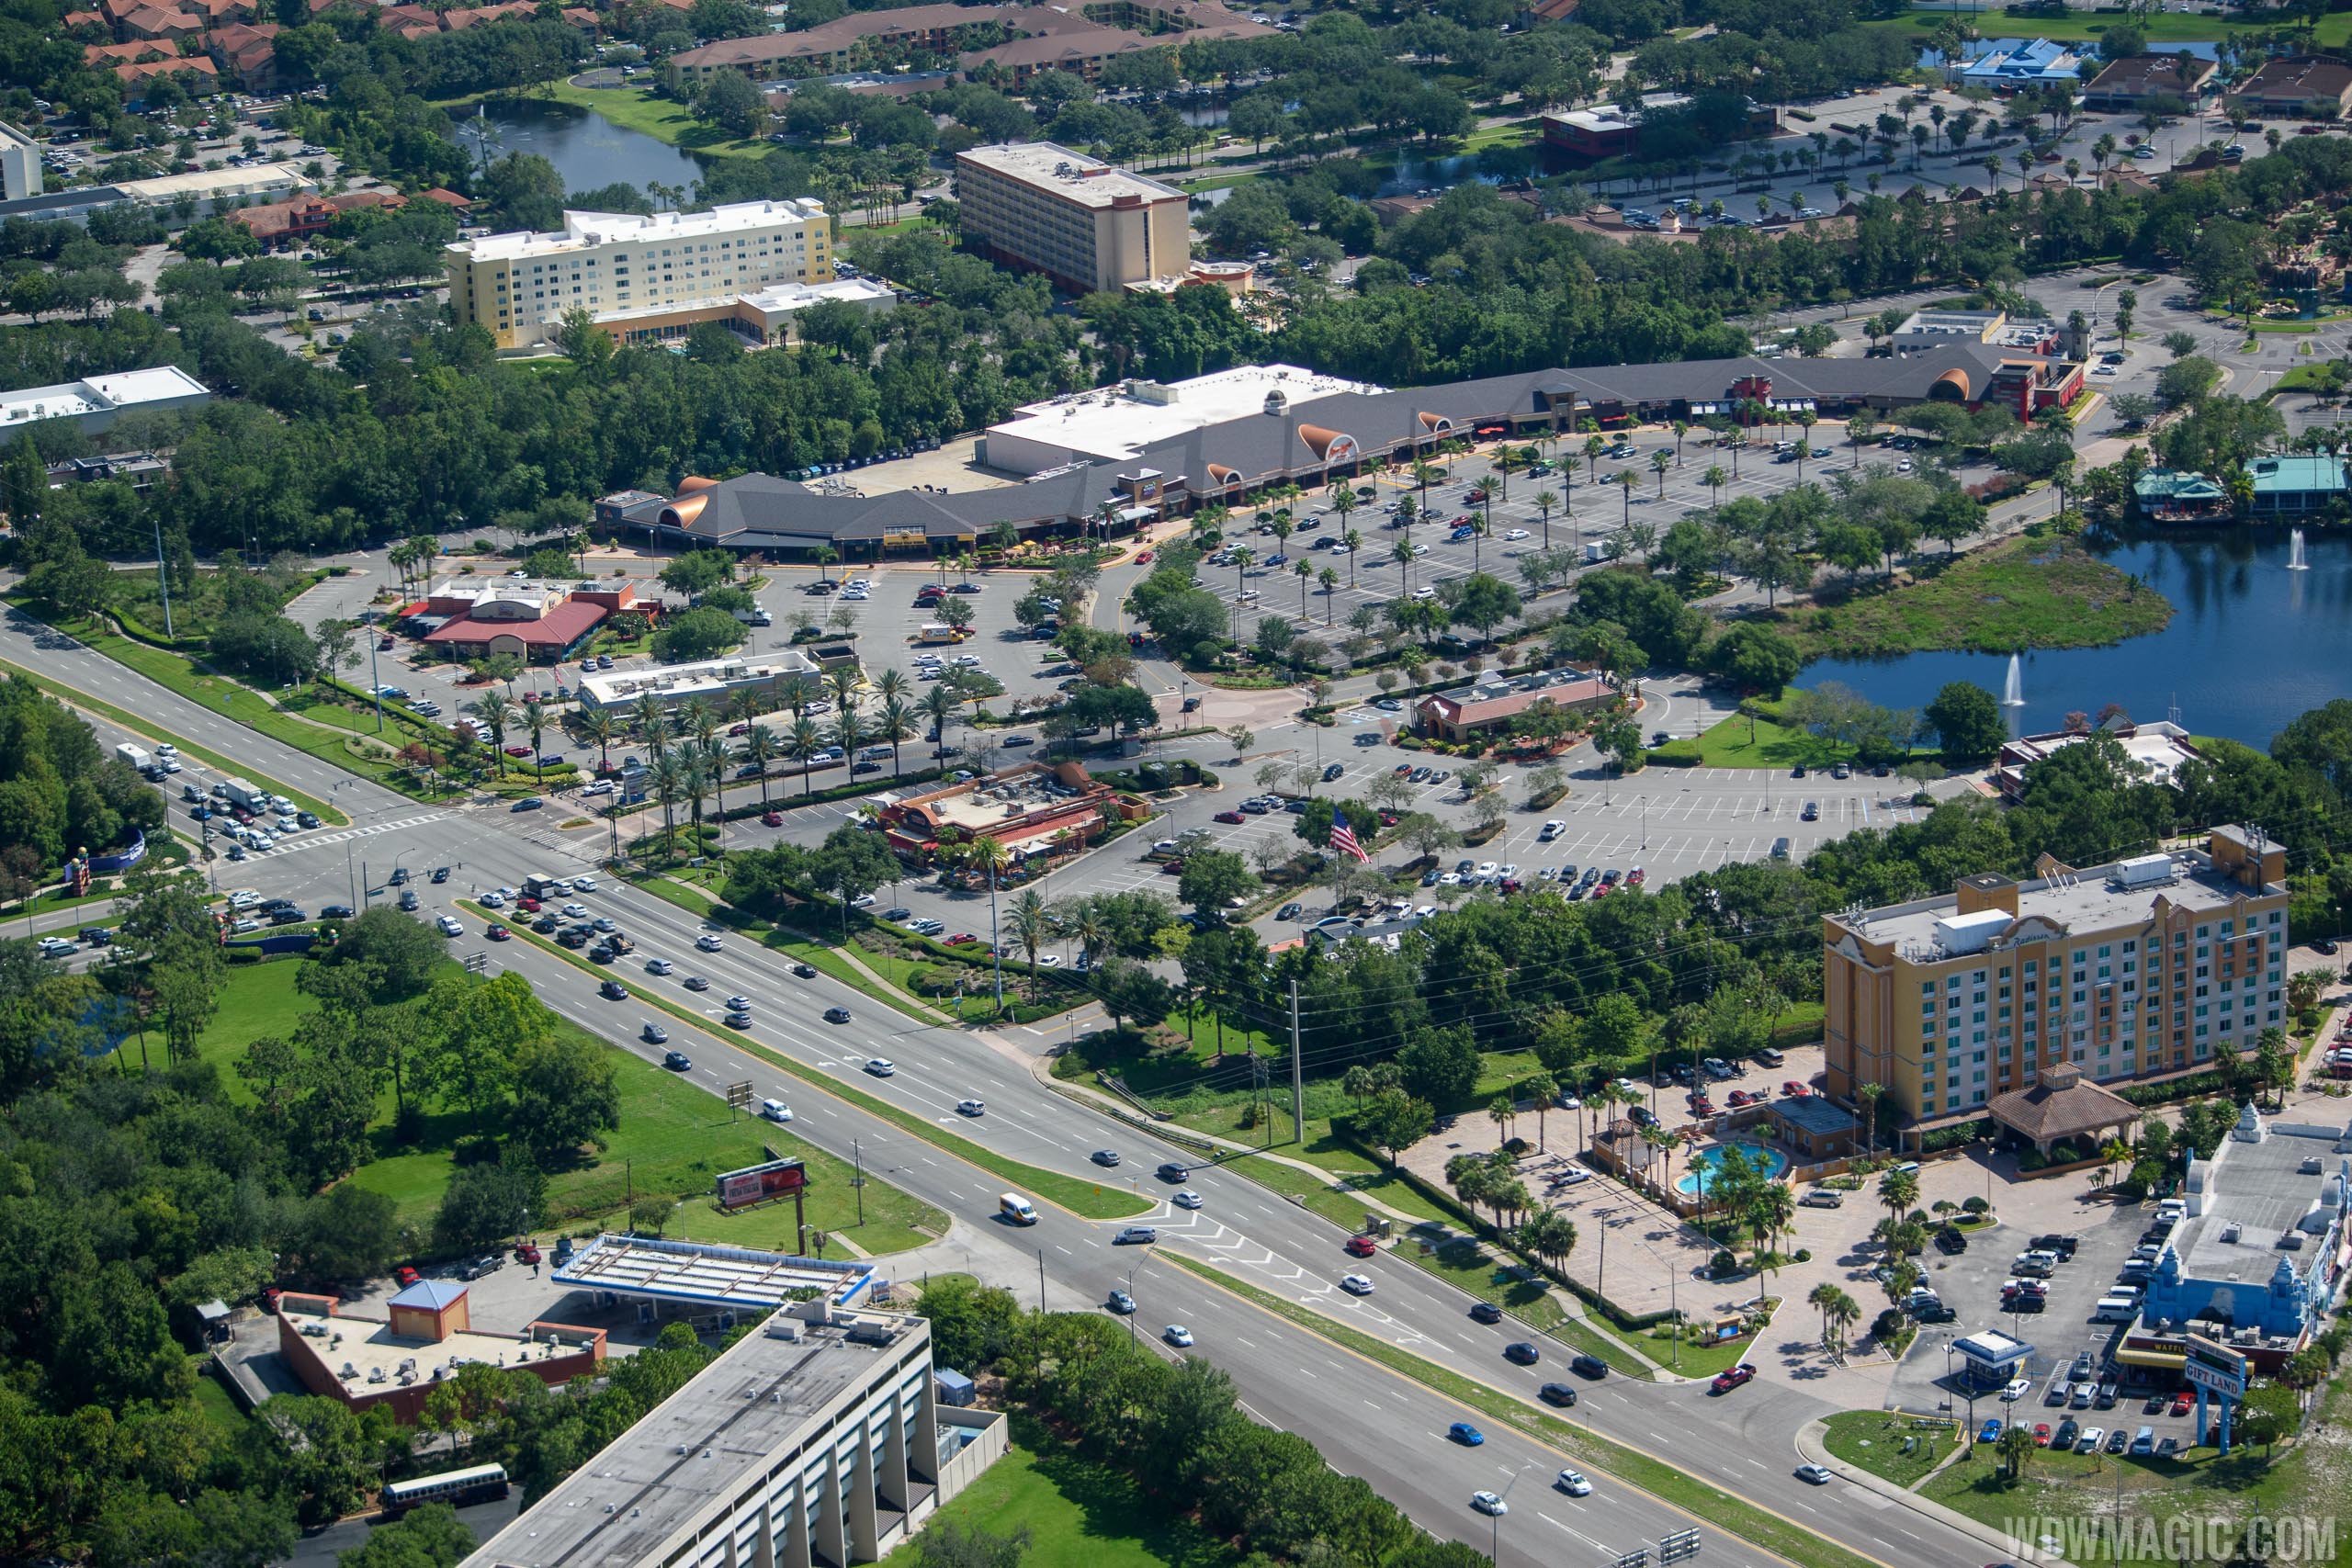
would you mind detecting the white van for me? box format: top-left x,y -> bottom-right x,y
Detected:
999,1192 -> 1037,1225
760,1099 -> 793,1123
2093,1296 -> 2141,1323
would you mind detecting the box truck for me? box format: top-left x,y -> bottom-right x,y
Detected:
114,742 -> 153,771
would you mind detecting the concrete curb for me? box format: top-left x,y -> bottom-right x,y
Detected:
1794,1415 -> 2084,1568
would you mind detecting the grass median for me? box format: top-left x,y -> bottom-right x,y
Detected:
0,654 -> 349,826
463,905 -> 1151,1221
1162,1251 -> 1883,1568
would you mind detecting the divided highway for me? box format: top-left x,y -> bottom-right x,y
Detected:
0,608 -> 1990,1568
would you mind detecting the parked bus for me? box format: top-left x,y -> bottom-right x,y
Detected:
382,1463 -> 510,1517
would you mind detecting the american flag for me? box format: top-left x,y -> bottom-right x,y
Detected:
1329,820 -> 1368,863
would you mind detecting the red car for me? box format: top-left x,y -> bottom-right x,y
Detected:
915,585 -> 944,601
1136,549 -> 1154,564
514,1242 -> 541,1265
761,811 -> 785,827
517,897 -> 541,912
1345,1235 -> 1378,1258
1725,1090 -> 1751,1108
1783,1080 -> 1810,1098
1214,810 -> 1245,823
1379,812 -> 1400,826
505,744 -> 532,757
1625,867 -> 1646,886
1689,1098 -> 1714,1115
486,924 -> 511,941
1393,763 -> 1414,775
395,1266 -> 420,1287
945,932 -> 979,946
2170,1391 -> 2194,1416
1589,882 -> 1611,897
729,723 -> 751,736
2033,1423 -> 2052,1447
379,635 -> 395,649
1710,1363 -> 1755,1394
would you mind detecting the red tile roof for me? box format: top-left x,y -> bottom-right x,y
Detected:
422,600 -> 607,649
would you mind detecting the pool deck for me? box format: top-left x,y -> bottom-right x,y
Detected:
1675,1139 -> 1794,1198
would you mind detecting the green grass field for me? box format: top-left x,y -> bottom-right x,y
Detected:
536,83 -> 774,159
1865,6 -> 2289,44
1791,536 -> 2174,661
177,962 -> 944,1254
876,1416 -> 1239,1568
1820,1409 -> 1962,1490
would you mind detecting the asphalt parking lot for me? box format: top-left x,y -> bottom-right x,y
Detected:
1891,1192 -> 2204,1438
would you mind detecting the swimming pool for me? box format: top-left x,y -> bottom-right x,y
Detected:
1674,1140 -> 1792,1198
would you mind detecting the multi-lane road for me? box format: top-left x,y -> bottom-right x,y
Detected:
0,604 -> 2005,1568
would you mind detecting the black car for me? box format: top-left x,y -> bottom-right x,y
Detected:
1091,1149 -> 1121,1168
1538,1382 -> 1579,1408
1504,1342 -> 1541,1366
1935,1228 -> 1967,1255
389,866 -> 409,886
791,962 -> 818,978
1914,1303 -> 1957,1324
1322,762 -> 1344,782
267,907 -> 306,925
2314,938 -> 2341,955
1469,1302 -> 1504,1325
822,1006 -> 852,1024
662,1050 -> 692,1071
321,905 -> 355,920
1157,1162 -> 1189,1182
598,979 -> 628,999
430,866 -> 450,884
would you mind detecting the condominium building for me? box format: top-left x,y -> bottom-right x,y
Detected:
0,121 -> 40,203
953,142 -> 1189,295
1822,827 -> 2290,1130
446,199 -> 832,351
459,1303 -> 1006,1568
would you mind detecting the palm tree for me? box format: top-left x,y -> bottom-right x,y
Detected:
680,747 -> 712,852
788,716 -> 824,796
826,664 -> 861,717
967,835 -> 1012,1005
724,686 -> 759,734
1808,1280 -> 1838,1348
741,724 -> 776,804
1317,566 -> 1339,623
633,694 -> 671,762
520,696 -> 550,786
1532,490 -> 1558,549
1295,558 -> 1313,621
468,694 -> 514,778
582,706 -> 617,774
650,752 -> 684,856
875,694 -> 914,777
1879,1168 -> 1920,1240
831,708 -> 864,775
874,666 -> 908,707
1010,887 -> 1050,993
1701,464 -> 1727,509
1391,537 -> 1414,589
922,685 -> 957,762
1616,469 -> 1637,525
1340,527 -> 1363,588
1649,448 -> 1671,497
1523,1072 -> 1556,1149
1858,1082 -> 1884,1158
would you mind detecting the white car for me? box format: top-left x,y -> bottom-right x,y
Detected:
1037,953 -> 1061,966
582,780 -> 616,796
480,891 -> 506,908
436,915 -> 463,936
956,1099 -> 985,1116
865,1058 -> 896,1077
561,903 -> 589,919
1474,861 -> 1498,880
1538,819 -> 1565,840
1504,527 -> 1530,541
646,957 -> 675,976
1471,1491 -> 1507,1517
2001,1378 -> 2032,1402
1172,1189 -> 1203,1209
1438,872 -> 1462,886
695,934 -> 724,952
226,888 -> 262,909
1556,1470 -> 1591,1496
1340,1273 -> 1374,1295
1496,863 -> 1519,880
571,875 -> 598,892
1411,586 -> 1437,600
1164,1325 -> 1194,1347
38,937 -> 78,959
1411,541 -> 1430,556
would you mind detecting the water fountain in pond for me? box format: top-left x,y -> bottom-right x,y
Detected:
2002,653 -> 2025,707
2289,528 -> 2311,570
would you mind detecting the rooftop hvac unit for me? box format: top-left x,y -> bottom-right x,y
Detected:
2112,852 -> 2176,889
338,1362 -> 358,1381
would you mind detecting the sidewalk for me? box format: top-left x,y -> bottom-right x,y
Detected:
1793,1416 -> 2084,1568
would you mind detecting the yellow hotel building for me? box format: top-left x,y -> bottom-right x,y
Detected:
1823,826 -> 2290,1131
447,198 -> 831,350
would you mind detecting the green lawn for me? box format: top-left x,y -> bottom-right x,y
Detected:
1789,536 -> 2175,661
1676,708 -> 1873,770
191,1369 -> 249,1434
176,961 -> 944,1253
535,83 -> 774,159
876,1416 -> 1239,1568
1820,1409 -> 1962,1490
1864,6 -> 2276,43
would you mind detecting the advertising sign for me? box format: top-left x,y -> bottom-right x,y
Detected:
716,1158 -> 807,1211
2184,1334 -> 2248,1400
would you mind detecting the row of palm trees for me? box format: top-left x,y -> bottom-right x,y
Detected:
453,659 -> 989,853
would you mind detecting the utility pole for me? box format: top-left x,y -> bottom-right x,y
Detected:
151,518 -> 174,638
1037,1247 -> 1046,1312
1289,977 -> 1304,1143
367,631 -> 385,734
852,1137 -> 865,1225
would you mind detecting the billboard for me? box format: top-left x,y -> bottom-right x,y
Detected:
717,1158 -> 807,1211
2184,1334 -> 2248,1400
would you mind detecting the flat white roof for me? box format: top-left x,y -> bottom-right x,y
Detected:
957,142 -> 1186,209
550,1233 -> 875,1311
0,366 -> 209,424
579,650 -> 820,706
452,198 -> 828,264
114,163 -> 310,200
987,363 -> 1378,465
590,274 -> 895,328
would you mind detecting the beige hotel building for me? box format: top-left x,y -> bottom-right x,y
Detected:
1823,827 -> 2290,1130
953,141 -> 1190,295
447,197 -> 831,350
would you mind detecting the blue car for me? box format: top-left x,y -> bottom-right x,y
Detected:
1980,1418 -> 2003,1444
511,796 -> 544,812
1450,525 -> 1477,542
1448,1422 -> 1485,1446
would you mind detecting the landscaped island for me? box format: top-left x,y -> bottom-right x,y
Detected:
1782,536 -> 2175,660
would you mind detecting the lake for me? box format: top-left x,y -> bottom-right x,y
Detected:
1804,527 -> 2351,751
455,99 -> 710,201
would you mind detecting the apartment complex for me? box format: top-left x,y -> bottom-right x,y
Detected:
445,199 -> 831,351
1822,827 -> 2290,1131
953,142 -> 1189,294
459,1303 -> 1005,1568
0,122 -> 40,202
